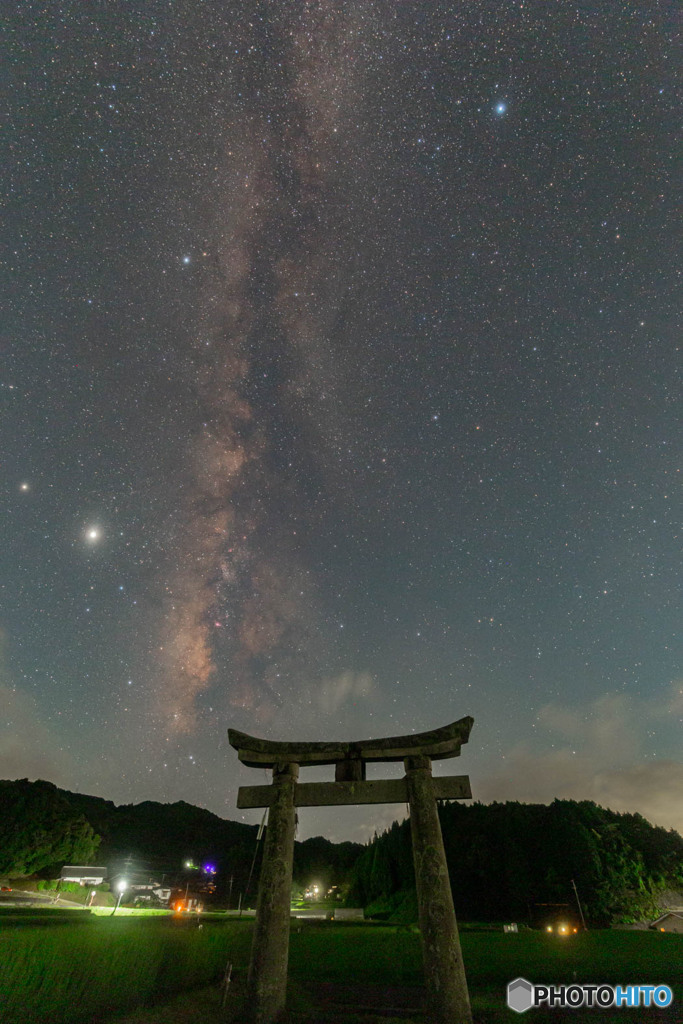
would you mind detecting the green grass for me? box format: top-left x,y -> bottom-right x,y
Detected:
0,916 -> 253,1024
282,926 -> 683,1023
464,929 -> 682,987
289,924 -> 422,986
287,924 -> 682,986
1,917 -> 681,1024
90,907 -> 174,917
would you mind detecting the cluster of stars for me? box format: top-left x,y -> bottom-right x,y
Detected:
1,1 -> 678,835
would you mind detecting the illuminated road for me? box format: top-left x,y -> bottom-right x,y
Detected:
0,889 -> 82,908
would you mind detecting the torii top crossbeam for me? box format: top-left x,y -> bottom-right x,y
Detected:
228,715 -> 473,769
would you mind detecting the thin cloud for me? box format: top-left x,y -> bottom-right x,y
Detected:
316,670 -> 376,715
477,688 -> 683,835
0,683 -> 74,784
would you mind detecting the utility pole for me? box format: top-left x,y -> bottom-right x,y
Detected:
571,878 -> 587,931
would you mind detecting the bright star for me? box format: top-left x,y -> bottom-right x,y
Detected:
182,255 -> 191,265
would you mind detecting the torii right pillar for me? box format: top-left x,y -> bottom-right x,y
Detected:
405,754 -> 472,1024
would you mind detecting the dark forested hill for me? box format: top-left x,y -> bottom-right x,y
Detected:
0,778 -> 361,898
350,799 -> 683,926
2,780 -> 680,924
0,779 -> 100,877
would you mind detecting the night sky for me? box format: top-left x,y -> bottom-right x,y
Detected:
3,2 -> 680,842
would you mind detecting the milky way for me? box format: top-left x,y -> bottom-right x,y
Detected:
3,2 -> 680,839
155,4 -> 375,733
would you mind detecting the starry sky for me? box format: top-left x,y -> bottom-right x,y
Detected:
3,1 -> 681,842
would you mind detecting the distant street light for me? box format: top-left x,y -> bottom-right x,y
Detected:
112,879 -> 127,916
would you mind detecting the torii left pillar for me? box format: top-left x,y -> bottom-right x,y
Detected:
247,762 -> 299,1023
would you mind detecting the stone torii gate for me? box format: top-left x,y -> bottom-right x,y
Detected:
229,716 -> 474,1024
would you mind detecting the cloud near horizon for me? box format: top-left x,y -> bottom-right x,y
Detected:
0,682 -> 75,786
476,686 -> 683,836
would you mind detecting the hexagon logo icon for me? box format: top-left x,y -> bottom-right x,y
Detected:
507,977 -> 534,1013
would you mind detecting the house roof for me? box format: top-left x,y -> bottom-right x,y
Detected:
110,871 -> 162,886
651,911 -> 683,925
60,866 -> 107,876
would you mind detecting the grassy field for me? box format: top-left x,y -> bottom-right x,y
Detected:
287,925 -> 682,1022
1,914 -> 681,1023
0,914 -> 253,1024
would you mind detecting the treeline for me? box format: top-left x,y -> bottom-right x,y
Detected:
0,779 -> 361,900
349,800 -> 683,926
0,780 -> 100,876
3,781 -> 680,925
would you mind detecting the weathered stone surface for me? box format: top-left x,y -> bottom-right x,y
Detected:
246,762 -> 298,1024
405,754 -> 472,1024
335,755 -> 366,781
237,774 -> 472,809
228,716 -> 473,768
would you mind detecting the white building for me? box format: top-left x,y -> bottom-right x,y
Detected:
60,866 -> 108,885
